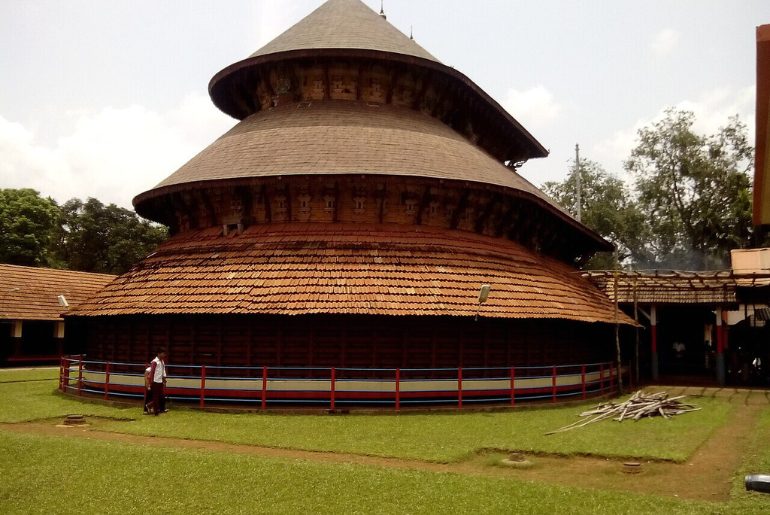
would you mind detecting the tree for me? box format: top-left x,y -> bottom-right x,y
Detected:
0,189 -> 59,266
625,109 -> 753,269
543,159 -> 649,269
52,198 -> 167,274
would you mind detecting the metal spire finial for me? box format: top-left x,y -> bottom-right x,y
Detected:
379,0 -> 386,19
410,25 -> 414,40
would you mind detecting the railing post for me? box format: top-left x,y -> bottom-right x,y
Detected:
457,367 -> 463,409
77,357 -> 84,396
510,366 -> 516,407
63,357 -> 71,392
200,365 -> 207,409
330,367 -> 336,411
58,357 -> 64,392
581,365 -> 586,400
599,363 -> 605,392
395,368 -> 401,412
261,366 -> 268,411
103,361 -> 111,400
610,362 -> 616,392
551,366 -> 557,403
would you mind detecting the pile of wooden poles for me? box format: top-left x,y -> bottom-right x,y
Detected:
545,390 -> 700,435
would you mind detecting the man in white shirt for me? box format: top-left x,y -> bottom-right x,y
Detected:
148,348 -> 168,415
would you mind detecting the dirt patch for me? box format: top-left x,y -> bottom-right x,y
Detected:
1,387 -> 767,501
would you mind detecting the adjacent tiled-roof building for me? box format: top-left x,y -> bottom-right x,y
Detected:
67,0 -> 632,378
0,264 -> 114,363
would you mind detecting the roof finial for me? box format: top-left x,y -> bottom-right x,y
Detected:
379,0 -> 386,19
410,25 -> 414,40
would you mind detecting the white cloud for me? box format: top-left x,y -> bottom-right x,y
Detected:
650,28 -> 681,58
592,85 -> 755,176
0,93 -> 234,210
676,86 -> 755,139
501,85 -> 562,129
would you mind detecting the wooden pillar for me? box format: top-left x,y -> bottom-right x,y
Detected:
165,317 -> 172,357
613,271 -> 623,394
216,317 -> 223,367
11,320 -> 22,357
190,318 -> 197,364
401,325 -> 407,368
482,323 -> 489,368
716,307 -> 726,385
308,325 -> 315,367
246,319 -> 253,371
54,321 -> 65,356
650,305 -> 659,381
430,329 -> 437,369
633,279 -> 639,386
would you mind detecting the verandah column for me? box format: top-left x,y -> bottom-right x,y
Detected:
716,307 -> 726,385
650,305 -> 659,381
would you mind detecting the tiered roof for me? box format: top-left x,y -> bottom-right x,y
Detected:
205,0 -> 546,164
87,0 -> 629,325
249,0 -> 438,62
135,101 -> 572,225
73,223 -> 628,324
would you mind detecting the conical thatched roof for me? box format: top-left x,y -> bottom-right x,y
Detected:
250,0 -> 438,62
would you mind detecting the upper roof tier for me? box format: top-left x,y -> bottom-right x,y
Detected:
249,0 -> 438,62
207,0 -> 547,163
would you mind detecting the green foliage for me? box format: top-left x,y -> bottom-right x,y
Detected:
52,197 -> 167,274
0,189 -> 59,266
625,109 -> 754,269
543,159 -> 649,269
546,110 -> 755,270
0,190 -> 166,274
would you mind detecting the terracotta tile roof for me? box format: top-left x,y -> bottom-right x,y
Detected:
136,101 -> 565,218
70,224 -> 633,325
0,264 -> 115,321
250,0 -> 438,63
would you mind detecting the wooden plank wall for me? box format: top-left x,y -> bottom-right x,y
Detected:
74,315 -> 614,375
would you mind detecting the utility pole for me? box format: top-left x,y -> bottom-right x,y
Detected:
575,143 -> 582,222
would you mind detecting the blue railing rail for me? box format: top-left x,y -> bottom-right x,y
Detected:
59,356 -> 626,410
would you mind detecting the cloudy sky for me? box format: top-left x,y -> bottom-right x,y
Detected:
0,0 -> 766,210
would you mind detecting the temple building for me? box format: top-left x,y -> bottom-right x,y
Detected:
66,0 -> 632,385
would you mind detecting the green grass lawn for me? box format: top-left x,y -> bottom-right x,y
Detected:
0,367 -> 59,383
0,430 -> 721,515
102,398 -> 730,463
0,368 -> 729,463
0,368 -> 135,423
2,367 -> 769,514
727,405 -> 770,512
